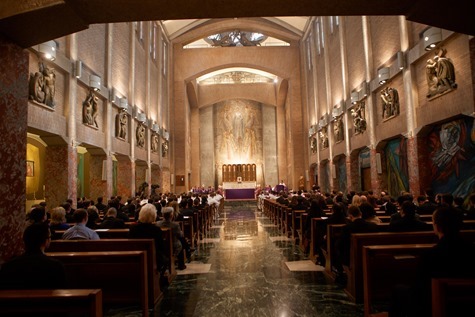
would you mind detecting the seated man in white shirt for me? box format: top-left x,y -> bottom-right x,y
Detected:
62,209 -> 100,240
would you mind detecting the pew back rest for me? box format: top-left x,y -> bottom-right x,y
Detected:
362,243 -> 435,316
432,277 -> 475,317
48,239 -> 160,307
0,289 -> 103,317
46,251 -> 148,309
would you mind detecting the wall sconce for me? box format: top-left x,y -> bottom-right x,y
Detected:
351,91 -> 359,104
38,40 -> 57,61
89,74 -> 101,91
397,51 -> 405,70
359,82 -> 369,99
136,112 -> 147,124
378,67 -> 390,85
423,27 -> 442,51
74,60 -> 82,78
119,97 -> 128,110
152,123 -> 160,133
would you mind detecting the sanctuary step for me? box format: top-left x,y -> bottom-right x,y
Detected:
224,200 -> 257,209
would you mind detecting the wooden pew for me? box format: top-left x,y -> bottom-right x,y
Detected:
0,289 -> 103,317
291,209 -> 306,243
48,239 -> 163,307
309,217 -> 328,263
432,277 -> 475,317
46,251 -> 149,317
298,212 -> 308,252
362,243 -> 434,317
160,227 -> 177,281
345,229 -> 475,303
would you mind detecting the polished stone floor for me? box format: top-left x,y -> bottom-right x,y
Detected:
105,202 -> 364,317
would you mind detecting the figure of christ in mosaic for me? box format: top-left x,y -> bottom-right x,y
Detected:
217,100 -> 261,162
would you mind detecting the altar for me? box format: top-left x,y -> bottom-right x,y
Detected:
223,181 -> 256,200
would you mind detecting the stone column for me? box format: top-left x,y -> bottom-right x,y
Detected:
44,145 -> 77,210
0,36 -> 29,263
89,155 -> 107,200
117,158 -> 134,200
399,16 -> 421,196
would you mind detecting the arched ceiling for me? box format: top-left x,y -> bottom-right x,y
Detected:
162,17 -> 309,41
0,0 -> 473,48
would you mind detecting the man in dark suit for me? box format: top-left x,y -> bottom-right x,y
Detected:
390,206 -> 475,316
334,205 -> 379,284
100,207 -> 126,229
0,222 -> 66,289
389,201 -> 432,232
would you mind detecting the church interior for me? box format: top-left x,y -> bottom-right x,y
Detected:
1,0 -> 474,316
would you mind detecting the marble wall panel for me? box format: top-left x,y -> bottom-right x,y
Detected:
0,36 -> 29,263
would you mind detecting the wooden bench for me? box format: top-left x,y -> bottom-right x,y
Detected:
160,227 -> 177,280
432,277 -> 475,317
46,251 -> 148,316
345,229 -> 475,303
291,209 -> 306,243
362,243 -> 434,317
48,239 -> 163,307
0,289 -> 102,316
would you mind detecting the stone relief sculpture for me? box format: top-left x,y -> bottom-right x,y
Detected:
151,133 -> 159,153
136,124 -> 146,148
319,126 -> 329,149
116,109 -> 128,140
381,87 -> 400,120
28,62 -> 56,108
351,101 -> 367,135
310,137 -> 317,154
162,140 -> 169,157
426,47 -> 457,98
333,115 -> 344,143
82,90 -> 99,128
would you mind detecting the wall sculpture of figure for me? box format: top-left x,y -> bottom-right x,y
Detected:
162,140 -> 169,157
426,47 -> 457,98
381,87 -> 400,120
151,133 -> 159,153
116,109 -> 128,139
310,136 -> 317,154
351,101 -> 367,135
319,127 -> 329,149
333,115 -> 344,143
28,62 -> 56,108
82,90 -> 99,128
136,124 -> 146,148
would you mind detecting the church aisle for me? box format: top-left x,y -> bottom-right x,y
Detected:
107,204 -> 364,316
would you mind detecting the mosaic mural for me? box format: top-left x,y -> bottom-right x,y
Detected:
428,117 -> 475,198
385,138 -> 409,198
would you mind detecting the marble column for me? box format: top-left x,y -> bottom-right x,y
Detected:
347,153 -> 360,192
44,145 -> 78,210
369,148 -> 383,194
89,155 -> 108,200
0,36 -> 29,263
406,136 -> 422,196
117,159 -> 134,200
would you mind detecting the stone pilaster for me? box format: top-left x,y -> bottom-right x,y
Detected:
0,36 -> 29,263
370,148 -> 383,194
89,155 -> 107,200
44,145 -> 78,209
117,158 -> 134,200
406,136 -> 422,196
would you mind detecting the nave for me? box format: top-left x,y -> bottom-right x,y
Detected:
107,202 -> 364,317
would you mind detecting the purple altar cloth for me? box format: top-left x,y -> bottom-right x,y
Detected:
224,188 -> 255,200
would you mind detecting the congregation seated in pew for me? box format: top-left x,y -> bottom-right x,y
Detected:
389,206 -> 475,317
0,222 -> 66,290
